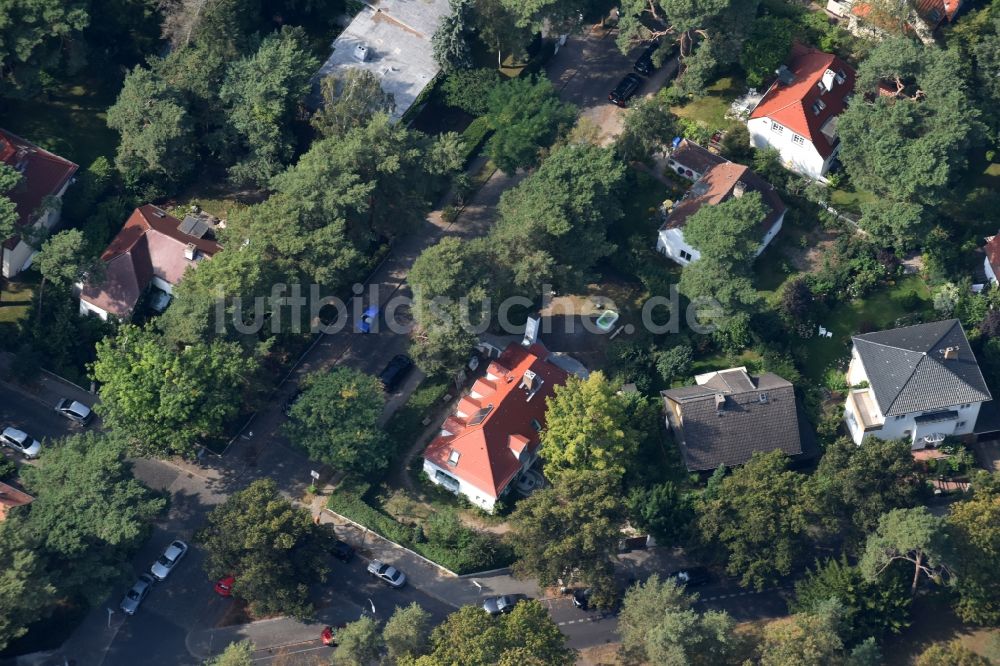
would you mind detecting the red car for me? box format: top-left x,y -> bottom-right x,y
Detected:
321,626 -> 337,646
214,576 -> 235,597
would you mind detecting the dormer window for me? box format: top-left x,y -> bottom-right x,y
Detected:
448,449 -> 460,466
812,99 -> 826,115
835,69 -> 846,85
531,418 -> 542,432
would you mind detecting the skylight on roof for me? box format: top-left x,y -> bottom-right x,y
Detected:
468,404 -> 494,426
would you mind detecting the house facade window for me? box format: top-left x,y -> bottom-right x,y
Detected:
792,134 -> 805,146
960,403 -> 971,409
894,415 -> 906,421
770,121 -> 784,134
957,421 -> 967,428
679,250 -> 693,261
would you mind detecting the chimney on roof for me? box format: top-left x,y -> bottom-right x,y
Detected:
943,346 -> 959,360
821,69 -> 836,92
715,393 -> 726,412
354,43 -> 369,62
732,181 -> 746,198
184,243 -> 198,261
520,369 -> 537,392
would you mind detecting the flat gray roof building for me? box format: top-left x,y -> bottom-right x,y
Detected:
313,0 -> 450,119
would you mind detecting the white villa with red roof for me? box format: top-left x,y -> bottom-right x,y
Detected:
79,205 -> 222,320
422,343 -> 569,512
747,45 -> 856,180
1,129 -> 78,278
657,141 -> 786,266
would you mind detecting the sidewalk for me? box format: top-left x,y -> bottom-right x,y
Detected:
321,507 -> 540,608
0,351 -> 97,410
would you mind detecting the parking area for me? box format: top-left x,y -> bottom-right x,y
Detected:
548,25 -> 678,145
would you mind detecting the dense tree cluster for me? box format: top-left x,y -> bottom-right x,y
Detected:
0,433 -> 165,650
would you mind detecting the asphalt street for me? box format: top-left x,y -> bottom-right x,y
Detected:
0,382 -> 76,450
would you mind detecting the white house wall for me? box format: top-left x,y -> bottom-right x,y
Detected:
748,117 -> 830,180
422,459 -> 499,512
657,227 -> 701,265
985,256 -> 997,285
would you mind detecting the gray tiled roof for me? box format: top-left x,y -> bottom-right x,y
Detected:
852,319 -> 992,416
662,370 -> 803,471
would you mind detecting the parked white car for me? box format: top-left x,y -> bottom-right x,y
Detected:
367,560 -> 407,588
151,540 -> 188,581
1,427 -> 41,458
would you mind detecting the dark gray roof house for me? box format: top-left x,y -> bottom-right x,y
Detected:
851,319 -> 991,417
661,367 -> 805,471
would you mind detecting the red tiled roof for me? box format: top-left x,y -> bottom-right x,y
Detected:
1,128 -> 78,250
80,205 -> 222,317
0,481 -> 33,521
423,343 -> 570,499
854,0 -> 961,26
661,161 -> 786,233
986,235 -> 1000,279
749,45 -> 856,159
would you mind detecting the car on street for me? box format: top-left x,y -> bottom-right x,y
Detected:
54,399 -> 93,425
367,559 -> 407,588
151,539 -> 189,581
634,40 -> 678,75
331,539 -> 354,563
378,354 -> 413,392
572,587 -> 592,610
120,574 -> 155,615
482,594 -> 529,616
321,625 -> 339,646
666,566 -> 711,587
356,305 -> 379,333
214,575 -> 235,597
608,73 -> 643,107
1,427 -> 41,459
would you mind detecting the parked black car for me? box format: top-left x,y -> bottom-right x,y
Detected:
608,73 -> 643,107
634,40 -> 678,76
379,354 -> 414,392
572,587 -> 592,610
331,539 -> 355,562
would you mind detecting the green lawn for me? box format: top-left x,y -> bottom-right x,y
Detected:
691,349 -> 764,377
798,275 -> 933,382
670,76 -> 745,132
829,184 -> 878,215
2,77 -> 119,167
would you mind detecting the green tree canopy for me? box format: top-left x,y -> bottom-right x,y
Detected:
106,65 -> 196,190
0,523 -> 55,651
490,142 -> 624,291
383,602 -> 432,662
947,489 -> 1000,624
200,479 -> 329,618
311,69 -> 396,139
19,432 -> 166,602
860,507 -> 950,595
539,371 -> 639,483
219,27 -> 318,186
331,616 -> 383,666
916,640 -> 991,666
283,367 -> 389,475
204,640 -> 254,666
0,0 -> 89,97
758,600 -> 847,666
507,470 -> 625,600
410,602 -> 574,666
432,0 -> 474,72
618,574 -> 741,665
839,37 -> 981,207
408,236 -> 492,374
615,94 -> 678,163
92,325 -> 259,458
741,16 -> 796,88
808,437 -> 920,545
485,76 -> 577,174
696,450 -> 810,590
792,556 -> 911,645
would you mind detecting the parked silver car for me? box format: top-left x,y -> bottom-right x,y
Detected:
54,399 -> 93,425
482,594 -> 528,616
120,574 -> 155,615
151,540 -> 188,580
367,559 -> 406,588
1,426 -> 41,458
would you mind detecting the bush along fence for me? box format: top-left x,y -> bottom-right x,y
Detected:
327,481 -> 514,575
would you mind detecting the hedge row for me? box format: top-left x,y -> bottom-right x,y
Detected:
328,482 -> 513,575
460,116 -> 492,165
